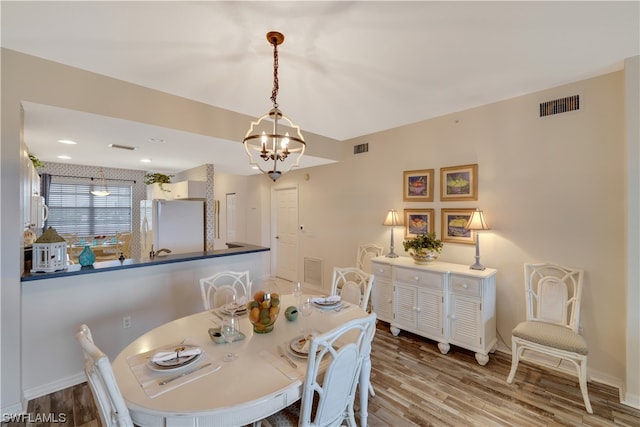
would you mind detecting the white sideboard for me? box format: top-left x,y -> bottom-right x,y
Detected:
371,256 -> 497,365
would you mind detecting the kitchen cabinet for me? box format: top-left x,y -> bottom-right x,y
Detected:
23,157 -> 42,228
371,256 -> 497,365
145,180 -> 206,200
171,180 -> 206,199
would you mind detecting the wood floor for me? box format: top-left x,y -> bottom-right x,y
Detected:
4,321 -> 639,427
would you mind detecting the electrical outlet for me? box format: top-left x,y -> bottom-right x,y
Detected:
123,316 -> 131,329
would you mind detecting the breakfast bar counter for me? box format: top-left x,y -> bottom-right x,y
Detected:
21,242 -> 269,282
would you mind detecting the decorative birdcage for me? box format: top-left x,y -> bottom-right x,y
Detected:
31,227 -> 68,273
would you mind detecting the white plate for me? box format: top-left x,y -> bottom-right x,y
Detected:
147,347 -> 202,372
312,297 -> 341,307
289,335 -> 320,358
221,305 -> 247,316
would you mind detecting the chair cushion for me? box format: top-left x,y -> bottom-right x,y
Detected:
512,321 -> 588,355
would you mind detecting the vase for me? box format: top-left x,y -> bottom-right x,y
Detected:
410,249 -> 440,264
247,280 -> 281,333
78,245 -> 96,266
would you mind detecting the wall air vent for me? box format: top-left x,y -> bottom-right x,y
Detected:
540,95 -> 580,117
304,257 -> 323,287
353,143 -> 369,155
108,144 -> 137,151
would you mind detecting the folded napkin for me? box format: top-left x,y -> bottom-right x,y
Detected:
311,295 -> 341,304
150,346 -> 202,363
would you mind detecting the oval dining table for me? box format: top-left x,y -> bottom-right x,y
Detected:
111,294 -> 372,427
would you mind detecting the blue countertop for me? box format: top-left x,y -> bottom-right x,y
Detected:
22,243 -> 270,282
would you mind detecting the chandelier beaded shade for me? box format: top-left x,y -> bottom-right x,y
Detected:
243,32 -> 306,181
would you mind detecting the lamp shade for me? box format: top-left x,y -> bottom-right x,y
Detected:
383,209 -> 402,226
465,208 -> 490,231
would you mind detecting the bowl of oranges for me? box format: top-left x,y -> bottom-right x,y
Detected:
247,290 -> 280,334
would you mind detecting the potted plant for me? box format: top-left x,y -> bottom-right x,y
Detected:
29,153 -> 44,169
402,231 -> 443,264
144,172 -> 174,192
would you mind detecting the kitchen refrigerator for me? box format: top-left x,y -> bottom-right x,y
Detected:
140,199 -> 205,256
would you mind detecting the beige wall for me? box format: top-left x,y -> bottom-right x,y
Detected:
248,71 -> 630,388
2,48 -> 638,410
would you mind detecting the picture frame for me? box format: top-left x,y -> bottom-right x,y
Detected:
441,208 -> 476,244
403,169 -> 434,202
440,163 -> 478,201
404,209 -> 435,239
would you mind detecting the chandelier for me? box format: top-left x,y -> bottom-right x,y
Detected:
91,168 -> 110,197
243,31 -> 306,181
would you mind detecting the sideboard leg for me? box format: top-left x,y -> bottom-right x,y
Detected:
390,326 -> 400,336
437,342 -> 450,354
475,352 -> 490,366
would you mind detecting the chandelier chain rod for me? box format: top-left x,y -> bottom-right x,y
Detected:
270,36 -> 279,109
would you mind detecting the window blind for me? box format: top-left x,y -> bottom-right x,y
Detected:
46,180 -> 132,237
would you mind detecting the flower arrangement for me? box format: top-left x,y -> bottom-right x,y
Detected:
402,231 -> 443,264
144,173 -> 174,192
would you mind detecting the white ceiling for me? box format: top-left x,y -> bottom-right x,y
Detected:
3,1 -> 639,174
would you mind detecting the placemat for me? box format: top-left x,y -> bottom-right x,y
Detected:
127,342 -> 221,398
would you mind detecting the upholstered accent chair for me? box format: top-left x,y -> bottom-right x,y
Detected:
507,263 -> 592,413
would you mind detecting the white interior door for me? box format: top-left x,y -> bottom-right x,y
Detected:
273,187 -> 298,282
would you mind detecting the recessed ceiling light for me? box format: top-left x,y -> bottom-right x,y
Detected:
57,155 -> 72,160
140,158 -> 152,163
57,139 -> 77,145
149,137 -> 165,144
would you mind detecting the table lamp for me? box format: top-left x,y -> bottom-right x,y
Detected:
383,209 -> 402,258
465,208 -> 490,270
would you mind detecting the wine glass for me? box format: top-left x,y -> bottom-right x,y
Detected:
292,282 -> 302,306
225,293 -> 238,316
221,316 -> 240,362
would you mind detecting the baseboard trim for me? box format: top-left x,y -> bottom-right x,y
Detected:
622,391 -> 640,409
1,401 -> 25,416
22,372 -> 86,402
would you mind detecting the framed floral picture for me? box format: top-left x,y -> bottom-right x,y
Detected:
404,209 -> 435,239
440,163 -> 478,201
403,169 -> 434,202
441,208 -> 476,244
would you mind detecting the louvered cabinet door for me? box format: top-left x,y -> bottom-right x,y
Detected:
416,288 -> 445,340
393,283 -> 418,330
448,294 -> 482,350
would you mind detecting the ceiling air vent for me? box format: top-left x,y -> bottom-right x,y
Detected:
108,143 -> 137,151
540,95 -> 579,117
353,143 -> 369,155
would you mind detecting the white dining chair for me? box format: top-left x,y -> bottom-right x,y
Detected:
356,244 -> 383,274
507,263 -> 592,414
330,267 -> 374,312
330,266 -> 377,398
257,313 -> 377,427
199,270 -> 252,310
76,324 -> 134,427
